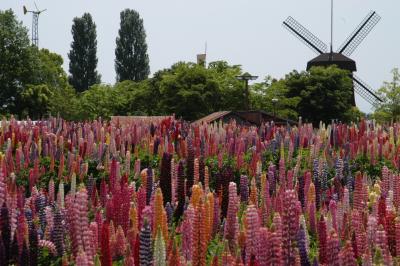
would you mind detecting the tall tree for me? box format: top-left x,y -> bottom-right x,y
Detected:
68,13 -> 100,92
373,68 -> 400,122
0,9 -> 35,114
115,9 -> 150,82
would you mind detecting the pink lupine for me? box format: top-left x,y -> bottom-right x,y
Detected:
268,213 -> 283,265
115,225 -> 127,257
327,230 -> 340,266
282,189 -> 298,265
245,204 -> 260,264
339,241 -> 356,266
375,225 -> 392,265
182,204 -> 194,261
0,169 -> 5,209
257,228 -> 269,266
76,249 -> 89,266
90,222 -> 98,252
225,182 -> 239,252
351,210 -> 366,258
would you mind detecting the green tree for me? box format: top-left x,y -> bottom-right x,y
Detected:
77,84 -> 119,120
373,68 -> 400,122
20,84 -> 54,119
208,61 -> 245,111
25,48 -> 78,120
115,9 -> 150,82
158,62 -> 220,120
0,9 -> 35,114
284,66 -> 354,125
68,13 -> 100,92
250,77 -> 300,120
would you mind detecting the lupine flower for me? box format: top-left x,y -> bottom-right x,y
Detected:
318,215 -> 327,264
225,182 -> 239,252
186,139 -> 195,197
153,228 -> 166,266
139,220 -> 153,266
100,222 -> 112,266
282,189 -> 299,265
245,204 -> 260,264
160,152 -> 172,205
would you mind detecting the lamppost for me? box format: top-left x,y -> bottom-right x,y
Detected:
272,98 -> 279,118
236,73 -> 258,110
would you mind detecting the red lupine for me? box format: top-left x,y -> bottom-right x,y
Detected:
100,222 -> 112,266
318,215 -> 327,264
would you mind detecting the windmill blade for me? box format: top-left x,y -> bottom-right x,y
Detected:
337,11 -> 381,57
352,75 -> 383,107
283,16 -> 328,54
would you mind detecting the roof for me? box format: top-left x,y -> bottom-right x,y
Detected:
111,115 -> 173,125
307,52 -> 357,72
193,110 -> 296,126
193,111 -> 232,124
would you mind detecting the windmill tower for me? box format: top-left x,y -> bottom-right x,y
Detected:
283,3 -> 382,107
23,4 -> 46,47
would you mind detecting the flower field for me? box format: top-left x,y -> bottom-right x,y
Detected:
1,117 -> 400,265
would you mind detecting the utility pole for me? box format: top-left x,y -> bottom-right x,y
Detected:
236,73 -> 258,110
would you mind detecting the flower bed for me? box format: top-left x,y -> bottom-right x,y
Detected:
0,117 -> 399,265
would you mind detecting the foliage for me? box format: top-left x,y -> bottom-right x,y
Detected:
68,13 -> 101,92
250,77 -> 300,120
373,68 -> 400,123
283,65 -> 354,125
158,62 -> 221,120
20,84 -> 54,119
115,9 -> 150,82
0,9 -> 35,115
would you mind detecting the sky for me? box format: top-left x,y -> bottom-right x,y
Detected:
1,0 -> 399,113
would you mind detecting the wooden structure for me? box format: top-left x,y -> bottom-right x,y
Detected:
193,110 -> 296,126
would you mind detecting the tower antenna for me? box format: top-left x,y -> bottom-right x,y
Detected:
330,0 -> 334,54
23,3 -> 46,47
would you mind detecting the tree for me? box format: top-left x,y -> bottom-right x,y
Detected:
284,66 -> 354,125
115,9 -> 150,82
208,61 -> 245,111
68,13 -> 100,92
373,68 -> 400,122
0,9 -> 35,114
250,77 -> 300,120
159,62 -> 220,120
20,84 -> 54,119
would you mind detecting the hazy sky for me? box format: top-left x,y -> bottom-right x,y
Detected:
1,0 -> 399,113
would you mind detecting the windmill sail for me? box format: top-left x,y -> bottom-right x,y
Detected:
352,75 -> 382,107
283,16 -> 328,54
337,11 -> 381,57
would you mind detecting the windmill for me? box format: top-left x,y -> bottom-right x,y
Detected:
23,3 -> 46,47
282,3 -> 382,107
